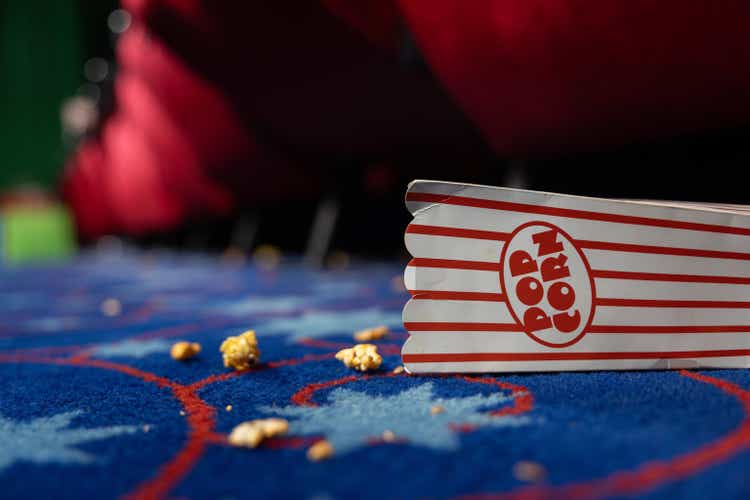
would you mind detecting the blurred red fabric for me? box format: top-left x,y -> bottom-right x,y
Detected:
64,1 -> 750,239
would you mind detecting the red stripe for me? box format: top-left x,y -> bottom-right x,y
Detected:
577,239 -> 750,261
404,322 -> 522,332
588,325 -> 750,334
406,224 -> 510,241
405,321 -> 750,334
408,290 -> 506,302
595,297 -> 750,309
407,293 -> 750,308
592,269 -> 750,285
406,223 -> 750,261
403,349 -> 750,363
407,257 -> 750,286
408,258 -> 498,271
407,192 -> 750,236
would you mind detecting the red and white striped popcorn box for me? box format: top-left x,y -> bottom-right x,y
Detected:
402,180 -> 750,373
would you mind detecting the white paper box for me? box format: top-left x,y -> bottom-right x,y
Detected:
402,180 -> 750,373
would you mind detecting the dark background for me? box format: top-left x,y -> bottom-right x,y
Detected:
3,1 -> 749,261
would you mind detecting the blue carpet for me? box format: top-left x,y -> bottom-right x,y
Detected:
1,249 -> 749,499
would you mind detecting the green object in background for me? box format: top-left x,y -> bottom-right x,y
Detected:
1,204 -> 76,265
0,0 -> 83,190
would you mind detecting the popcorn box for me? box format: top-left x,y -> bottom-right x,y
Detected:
402,180 -> 750,373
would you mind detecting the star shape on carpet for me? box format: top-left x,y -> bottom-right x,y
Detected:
211,296 -> 308,317
264,382 -> 529,454
22,316 -> 81,333
257,307 -> 403,342
91,338 -> 172,358
0,410 -> 139,472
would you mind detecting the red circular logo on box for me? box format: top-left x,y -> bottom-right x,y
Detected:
500,221 -> 595,348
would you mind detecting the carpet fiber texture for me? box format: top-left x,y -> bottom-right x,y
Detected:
1,249 -> 749,499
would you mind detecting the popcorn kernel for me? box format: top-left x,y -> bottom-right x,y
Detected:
382,430 -> 396,442
307,440 -> 334,461
220,330 -> 260,371
227,418 -> 289,449
335,344 -> 382,372
171,341 -> 201,361
253,244 -> 282,271
228,422 -> 265,448
353,325 -> 389,342
392,366 -> 405,374
259,418 -> 289,437
100,298 -> 122,317
513,460 -> 547,483
431,405 -> 444,415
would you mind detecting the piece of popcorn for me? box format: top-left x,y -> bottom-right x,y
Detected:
228,422 -> 265,448
430,405 -> 444,415
258,418 -> 289,437
512,460 -> 547,483
353,325 -> 389,342
227,418 -> 289,449
220,330 -> 260,370
100,298 -> 122,317
170,341 -> 201,361
307,440 -> 334,461
392,366 -> 405,374
253,244 -> 282,271
335,344 -> 382,371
